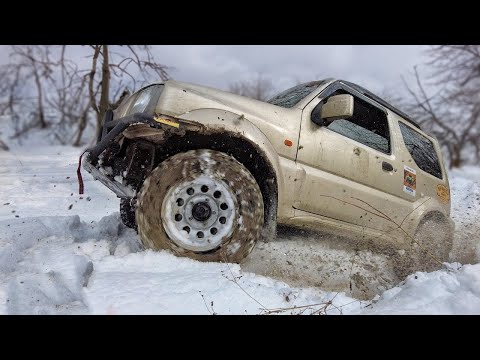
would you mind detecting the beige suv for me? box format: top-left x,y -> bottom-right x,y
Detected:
83,79 -> 454,275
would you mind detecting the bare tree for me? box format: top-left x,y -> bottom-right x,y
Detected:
229,73 -> 275,101
400,46 -> 480,168
0,45 -> 170,146
426,45 -> 480,164
0,46 -> 54,139
0,132 -> 7,150
86,45 -> 170,141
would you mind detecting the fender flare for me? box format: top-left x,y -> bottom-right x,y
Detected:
177,108 -> 285,203
402,198 -> 454,238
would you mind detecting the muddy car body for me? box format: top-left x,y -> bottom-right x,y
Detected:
83,79 -> 454,276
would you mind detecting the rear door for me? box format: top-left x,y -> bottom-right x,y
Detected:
294,82 -> 413,232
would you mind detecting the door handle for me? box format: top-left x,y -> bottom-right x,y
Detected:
382,161 -> 393,172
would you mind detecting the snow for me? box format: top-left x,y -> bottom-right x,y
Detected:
0,213 -> 358,315
0,146 -> 118,223
449,166 -> 480,263
359,264 -> 480,315
0,144 -> 480,314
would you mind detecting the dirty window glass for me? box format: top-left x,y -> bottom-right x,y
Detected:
267,81 -> 322,108
325,96 -> 390,153
399,122 -> 442,179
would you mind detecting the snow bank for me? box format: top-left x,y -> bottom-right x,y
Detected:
359,264 -> 480,314
0,213 -> 140,314
0,215 -> 359,315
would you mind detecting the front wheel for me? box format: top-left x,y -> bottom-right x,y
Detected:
120,198 -> 136,229
136,149 -> 264,263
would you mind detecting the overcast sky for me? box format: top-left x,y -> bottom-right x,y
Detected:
151,45 -> 427,94
0,45 -> 427,95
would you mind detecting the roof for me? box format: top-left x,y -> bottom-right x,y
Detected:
339,80 -> 421,129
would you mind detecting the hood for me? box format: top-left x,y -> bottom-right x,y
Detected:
155,80 -> 297,129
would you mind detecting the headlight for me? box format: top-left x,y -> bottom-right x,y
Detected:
116,85 -> 164,119
129,87 -> 154,114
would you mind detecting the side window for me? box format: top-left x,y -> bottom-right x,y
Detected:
398,122 -> 442,179
321,93 -> 391,154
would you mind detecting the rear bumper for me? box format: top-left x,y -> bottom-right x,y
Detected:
82,111 -> 158,198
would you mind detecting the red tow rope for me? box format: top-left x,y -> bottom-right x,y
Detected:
77,150 -> 87,195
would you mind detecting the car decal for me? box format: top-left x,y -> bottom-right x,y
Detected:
403,165 -> 417,196
436,184 -> 450,203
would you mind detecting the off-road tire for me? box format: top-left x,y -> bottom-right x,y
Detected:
120,198 -> 136,229
394,215 -> 453,280
136,149 -> 264,263
411,216 -> 453,273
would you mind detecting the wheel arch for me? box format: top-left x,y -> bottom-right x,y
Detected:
410,209 -> 455,248
115,108 -> 284,241
152,129 -> 278,242
400,197 -> 454,239
419,210 -> 450,224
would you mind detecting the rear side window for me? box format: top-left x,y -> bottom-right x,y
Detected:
399,122 -> 442,179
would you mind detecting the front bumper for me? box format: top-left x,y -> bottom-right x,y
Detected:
82,111 -> 160,198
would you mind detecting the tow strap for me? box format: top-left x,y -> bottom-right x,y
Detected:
77,150 -> 88,195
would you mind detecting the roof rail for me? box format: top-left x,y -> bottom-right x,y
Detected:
340,80 -> 421,129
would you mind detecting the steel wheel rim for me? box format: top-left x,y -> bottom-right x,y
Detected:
161,175 -> 236,252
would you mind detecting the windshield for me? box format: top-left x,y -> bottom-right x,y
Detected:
267,80 -> 327,108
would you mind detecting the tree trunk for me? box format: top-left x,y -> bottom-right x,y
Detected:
95,45 -> 111,141
33,70 -> 47,129
0,138 -> 8,151
73,107 -> 89,147
472,137 -> 480,164
449,145 -> 462,169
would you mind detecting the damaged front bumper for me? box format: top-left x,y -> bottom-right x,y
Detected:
82,111 -> 162,198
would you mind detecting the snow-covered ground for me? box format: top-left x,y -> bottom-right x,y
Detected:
1,144 -> 480,314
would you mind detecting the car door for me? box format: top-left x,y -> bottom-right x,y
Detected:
293,82 -> 413,232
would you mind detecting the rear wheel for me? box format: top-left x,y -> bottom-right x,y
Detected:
392,215 -> 453,280
412,216 -> 453,273
136,149 -> 264,263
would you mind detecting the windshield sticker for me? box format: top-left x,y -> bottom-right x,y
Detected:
403,165 -> 416,196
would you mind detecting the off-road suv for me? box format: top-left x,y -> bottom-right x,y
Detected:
83,79 -> 454,274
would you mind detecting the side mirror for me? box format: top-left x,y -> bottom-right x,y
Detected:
320,94 -> 354,122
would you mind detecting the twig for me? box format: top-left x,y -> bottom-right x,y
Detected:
221,253 -> 267,311
317,194 -> 444,267
199,291 -> 212,315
